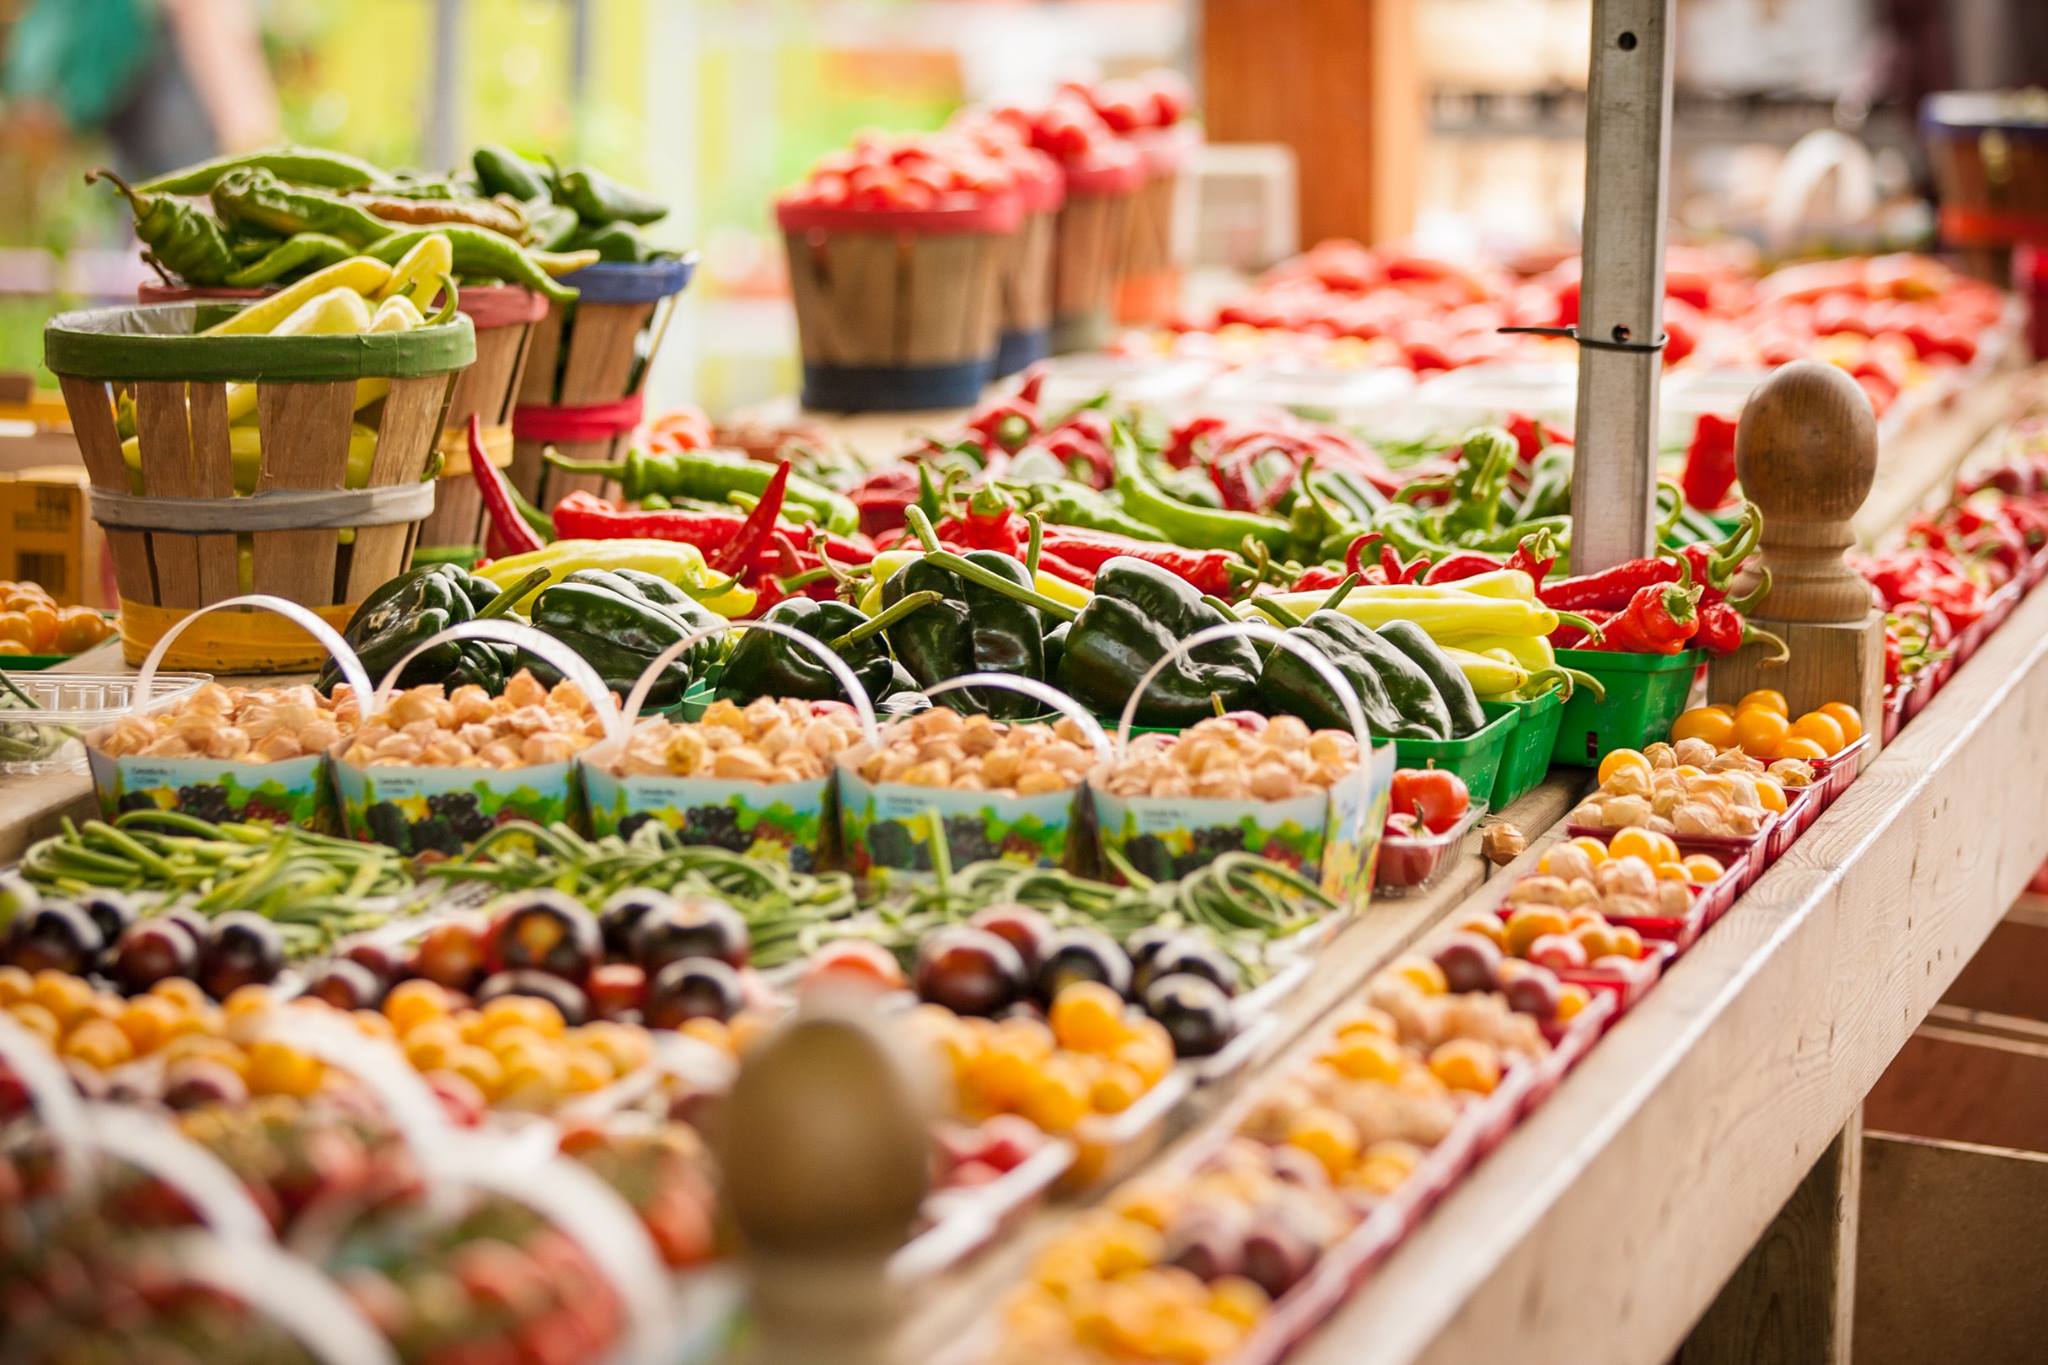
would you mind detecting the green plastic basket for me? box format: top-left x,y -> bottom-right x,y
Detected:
1481,688 -> 1563,808
1393,706 -> 1518,800
1551,648 -> 1701,766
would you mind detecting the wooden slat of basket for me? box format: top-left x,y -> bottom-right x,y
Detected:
517,307 -> 567,407
1007,212 -> 1055,333
348,374 -> 446,601
785,232 -> 844,364
904,234 -> 974,366
58,375 -> 156,606
446,315 -> 534,430
561,301 -> 655,403
253,381 -> 354,605
134,381 -> 203,610
183,382 -> 243,603
852,234 -> 905,365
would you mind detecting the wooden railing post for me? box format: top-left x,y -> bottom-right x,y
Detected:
718,1000 -> 934,1365
1710,360 -> 1888,753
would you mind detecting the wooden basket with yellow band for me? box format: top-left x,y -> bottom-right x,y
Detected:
44,301 -> 475,671
509,256 -> 696,511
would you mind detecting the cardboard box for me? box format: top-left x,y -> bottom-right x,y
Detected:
1,465 -> 115,609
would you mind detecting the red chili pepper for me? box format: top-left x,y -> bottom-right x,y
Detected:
471,416 -> 547,557
1165,414 -> 1230,468
707,461 -> 791,575
1504,412 -> 1569,463
1291,566 -> 1349,591
550,489 -> 746,547
1504,527 -> 1559,582
1696,600 -> 1789,662
1342,533 -> 1382,581
1591,566 -> 1702,654
1380,543 -> 1431,585
934,488 -> 1028,557
1544,512 -> 1755,611
1423,550 -> 1505,584
965,393 -> 1040,454
1039,527 -> 1236,595
1041,409 -> 1115,488
1680,412 -> 1740,512
848,465 -> 920,537
1035,549 -> 1096,589
1550,607 -> 1616,650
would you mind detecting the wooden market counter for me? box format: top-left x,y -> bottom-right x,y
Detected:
0,365 -> 2041,1365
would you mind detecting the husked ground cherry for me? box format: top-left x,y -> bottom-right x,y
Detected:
1568,836 -> 1610,865
1429,1039 -> 1501,1093
1596,749 -> 1651,788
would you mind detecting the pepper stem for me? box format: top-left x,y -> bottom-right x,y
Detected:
1743,622 -> 1793,666
830,589 -> 944,650
1725,565 -> 1773,614
1025,513 -> 1043,577
477,567 -> 551,619
1314,572 -> 1361,614
1553,609 -> 1607,643
543,450 -> 627,479
85,169 -> 149,216
427,275 -> 460,327
903,507 -> 1080,622
1245,596 -> 1305,629
1561,666 -> 1607,701
1512,667 -> 1575,701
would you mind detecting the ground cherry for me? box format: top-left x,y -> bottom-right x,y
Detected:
1567,836 -> 1610,866
1596,748 -> 1651,788
1757,780 -> 1788,814
1669,707 -> 1736,748
1682,854 -> 1725,882
1654,861 -> 1690,882
1323,1032 -> 1403,1083
1739,689 -> 1788,716
1818,702 -> 1863,743
1732,708 -> 1790,758
1607,826 -> 1663,864
1504,907 -> 1568,957
1286,1106 -> 1361,1179
1451,913 -> 1506,949
1049,981 -> 1127,1053
1790,712 -> 1846,756
1556,984 -> 1592,1021
1429,1039 -> 1501,1093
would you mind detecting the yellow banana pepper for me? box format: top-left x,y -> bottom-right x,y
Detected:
1262,586 -> 1562,645
856,550 -> 1092,617
476,539 -> 757,619
373,233 -> 454,311
351,294 -> 426,412
224,422 -> 379,494
202,256 -> 392,336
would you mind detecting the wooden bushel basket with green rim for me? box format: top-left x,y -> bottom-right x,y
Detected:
44,300 -> 474,671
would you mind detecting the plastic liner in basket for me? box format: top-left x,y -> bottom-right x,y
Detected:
332,621 -> 624,852
577,620 -> 879,870
1087,622 -> 1396,907
837,674 -> 1111,893
84,595 -> 372,829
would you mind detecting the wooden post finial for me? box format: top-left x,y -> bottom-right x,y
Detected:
1734,360 -> 1880,623
718,997 -> 935,1365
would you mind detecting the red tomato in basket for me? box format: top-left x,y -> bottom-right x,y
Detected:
1389,768 -> 1470,835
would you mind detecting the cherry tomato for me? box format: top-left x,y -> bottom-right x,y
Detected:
801,939 -> 906,995
1388,767 -> 1470,834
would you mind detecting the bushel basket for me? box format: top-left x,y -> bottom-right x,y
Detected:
45,301 -> 474,671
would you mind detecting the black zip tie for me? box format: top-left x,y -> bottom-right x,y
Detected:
1498,323 -> 1669,354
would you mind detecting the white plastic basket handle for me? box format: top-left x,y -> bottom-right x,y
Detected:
256,1007 -> 459,1195
132,593 -> 373,710
0,1013 -> 89,1188
618,617 -> 880,744
368,618 -> 624,747
163,1229 -> 399,1365
1115,619 -> 1378,843
921,672 -> 1113,767
78,1101 -> 275,1242
444,1130 -> 673,1365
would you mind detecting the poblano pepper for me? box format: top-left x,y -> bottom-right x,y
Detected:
1255,610 -> 1450,740
1057,556 -> 1261,727
319,564 -> 545,696
881,551 -> 1045,719
718,595 -> 930,707
527,568 -> 726,708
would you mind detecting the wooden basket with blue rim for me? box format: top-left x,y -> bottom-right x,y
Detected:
44,300 -> 474,671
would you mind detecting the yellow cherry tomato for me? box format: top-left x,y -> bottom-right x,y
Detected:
1607,826 -> 1663,864
1670,707 -> 1736,748
1790,712 -> 1846,756
1818,702 -> 1863,744
1597,748 -> 1652,788
1757,779 -> 1788,814
1739,689 -> 1789,716
1732,708 -> 1790,758
1777,736 -> 1829,762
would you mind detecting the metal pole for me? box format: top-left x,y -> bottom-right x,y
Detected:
426,0 -> 462,171
1568,0 -> 1675,574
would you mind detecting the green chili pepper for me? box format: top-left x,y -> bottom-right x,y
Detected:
1057,556 -> 1262,727
366,225 -> 577,303
210,167 -> 394,246
229,233 -> 283,262
1113,429 -> 1293,556
545,447 -> 858,535
881,550 -> 1045,718
87,169 -> 236,286
525,203 -> 582,251
1012,481 -> 1167,541
472,143 -> 554,203
551,162 -> 669,226
560,220 -> 647,263
223,231 -> 355,287
137,146 -> 384,196
1518,444 -> 1574,521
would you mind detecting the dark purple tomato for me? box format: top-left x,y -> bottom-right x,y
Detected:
630,898 -> 749,973
914,929 -> 1027,1018
1240,1217 -> 1317,1299
1134,936 -> 1239,998
598,889 -> 676,959
161,1059 -> 249,1111
8,902 -> 104,976
644,958 -> 745,1029
1165,1215 -> 1243,1283
1504,965 -> 1563,1021
302,960 -> 386,1012
75,892 -> 138,958
967,903 -> 1055,973
488,891 -> 600,982
410,915 -> 489,992
156,909 -> 212,956
585,963 -> 648,1020
1121,924 -> 1184,973
475,969 -> 591,1026
339,940 -> 404,985
111,921 -> 200,994
1433,932 -> 1503,995
199,913 -> 284,999
1033,928 -> 1131,1004
1142,973 -> 1236,1058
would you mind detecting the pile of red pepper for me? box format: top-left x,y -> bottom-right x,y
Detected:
1162,411 -> 1401,510
1539,508 -> 1783,658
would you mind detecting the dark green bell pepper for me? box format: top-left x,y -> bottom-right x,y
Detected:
1057,556 -> 1261,727
718,596 -> 930,707
881,551 -> 1045,719
560,221 -> 647,263
528,568 -> 727,708
1259,610 -> 1444,739
319,564 -> 545,696
1376,619 -> 1484,737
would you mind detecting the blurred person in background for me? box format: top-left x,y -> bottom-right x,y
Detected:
2,0 -> 280,179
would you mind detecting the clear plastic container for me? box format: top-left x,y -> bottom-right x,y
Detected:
1373,799 -> 1487,897
0,670 -> 209,776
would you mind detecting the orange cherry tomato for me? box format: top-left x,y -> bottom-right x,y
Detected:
1818,702 -> 1863,744
17,605 -> 57,651
1790,712 -> 1846,756
0,613 -> 32,648
1738,689 -> 1789,717
0,640 -> 26,657
53,606 -> 111,655
1670,707 -> 1736,748
1732,708 -> 1791,758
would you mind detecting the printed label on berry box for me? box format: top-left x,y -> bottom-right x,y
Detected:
580,764 -> 831,871
332,758 -> 577,855
1089,742 -> 1394,906
87,749 -> 328,829
836,765 -> 1080,892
